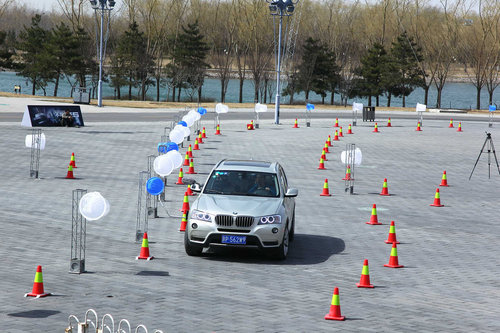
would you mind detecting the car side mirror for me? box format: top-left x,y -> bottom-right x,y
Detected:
190,183 -> 202,193
285,188 -> 298,197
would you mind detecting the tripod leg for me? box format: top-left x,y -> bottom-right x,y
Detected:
489,138 -> 500,176
469,138 -> 489,180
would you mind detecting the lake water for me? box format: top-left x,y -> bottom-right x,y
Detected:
2,70 -> 499,109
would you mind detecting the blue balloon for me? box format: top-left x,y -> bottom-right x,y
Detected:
178,121 -> 188,127
489,105 -> 497,112
166,142 -> 179,152
197,107 -> 207,115
146,177 -> 164,196
306,103 -> 315,111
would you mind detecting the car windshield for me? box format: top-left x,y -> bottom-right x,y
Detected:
204,170 -> 280,197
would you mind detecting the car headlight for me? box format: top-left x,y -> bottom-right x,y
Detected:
258,215 -> 282,225
190,210 -> 214,223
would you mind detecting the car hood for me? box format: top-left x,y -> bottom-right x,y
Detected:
194,194 -> 282,216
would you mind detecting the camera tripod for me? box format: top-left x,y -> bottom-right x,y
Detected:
469,132 -> 500,180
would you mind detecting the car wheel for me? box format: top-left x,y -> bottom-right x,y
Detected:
184,229 -> 203,256
289,210 -> 295,242
272,225 -> 289,260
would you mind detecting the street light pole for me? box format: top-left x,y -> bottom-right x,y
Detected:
268,1 -> 298,125
90,0 -> 115,108
98,3 -> 104,107
275,13 -> 283,125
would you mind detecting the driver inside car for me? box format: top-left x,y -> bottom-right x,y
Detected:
248,174 -> 276,196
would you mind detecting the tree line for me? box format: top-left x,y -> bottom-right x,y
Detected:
0,0 -> 499,109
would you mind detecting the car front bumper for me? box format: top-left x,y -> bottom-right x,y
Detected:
187,219 -> 285,248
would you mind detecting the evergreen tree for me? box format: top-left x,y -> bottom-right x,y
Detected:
17,15 -> 53,95
389,34 -> 424,107
168,21 -> 209,102
114,22 -> 154,100
355,43 -> 390,106
296,38 -> 340,103
0,31 -> 14,69
47,22 -> 84,97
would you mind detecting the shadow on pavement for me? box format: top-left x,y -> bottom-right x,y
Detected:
136,270 -> 170,277
201,234 -> 344,265
8,310 -> 60,318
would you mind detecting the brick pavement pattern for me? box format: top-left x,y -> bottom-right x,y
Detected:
0,112 -> 499,332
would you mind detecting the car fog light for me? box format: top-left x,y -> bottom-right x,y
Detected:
272,228 -> 278,234
192,223 -> 198,229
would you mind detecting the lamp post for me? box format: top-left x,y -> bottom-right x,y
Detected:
267,0 -> 299,125
90,0 -> 115,107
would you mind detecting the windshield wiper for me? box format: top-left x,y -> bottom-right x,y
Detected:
204,189 -> 224,194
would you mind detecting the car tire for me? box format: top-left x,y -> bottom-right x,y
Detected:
289,210 -> 295,242
271,225 -> 289,260
184,229 -> 203,256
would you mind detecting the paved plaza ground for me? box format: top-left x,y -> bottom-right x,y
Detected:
0,100 -> 499,332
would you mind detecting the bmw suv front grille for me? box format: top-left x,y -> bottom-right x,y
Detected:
215,215 -> 254,228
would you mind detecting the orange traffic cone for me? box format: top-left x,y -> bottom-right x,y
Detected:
385,220 -> 400,244
25,265 -> 51,298
430,188 -> 444,207
339,127 -> 344,137
187,144 -> 193,158
449,119 -> 454,128
457,122 -> 462,132
186,184 -> 194,196
324,287 -> 345,321
347,124 -> 353,134
327,135 -> 333,147
342,165 -> 352,180
198,132 -> 204,144
416,122 -> 422,131
366,204 -> 382,225
380,178 -> 390,196
356,259 -> 374,288
202,127 -> 207,138
176,168 -> 184,185
387,118 -> 392,127
193,138 -> 200,150
183,152 -> 190,166
321,148 -> 328,161
293,118 -> 299,128
69,152 -> 77,168
384,242 -> 404,268
179,212 -> 187,232
320,178 -> 332,196
324,142 -> 330,153
333,130 -> 339,141
180,191 -> 190,213
65,165 -> 75,179
215,124 -> 221,135
318,157 -> 326,170
439,170 -> 449,187
373,123 -> 379,133
136,232 -> 154,260
333,118 -> 339,127
186,159 -> 197,174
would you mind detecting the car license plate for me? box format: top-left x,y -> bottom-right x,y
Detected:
221,235 -> 246,245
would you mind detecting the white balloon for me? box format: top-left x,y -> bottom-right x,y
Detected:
166,150 -> 183,169
169,128 -> 185,144
182,114 -> 195,127
25,133 -> 46,150
341,148 -> 362,166
154,154 -> 174,176
79,192 -> 110,221
215,103 -> 229,113
255,103 -> 268,113
188,109 -> 201,121
175,124 -> 190,137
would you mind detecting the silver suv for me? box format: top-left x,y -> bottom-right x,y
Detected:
184,159 -> 298,259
